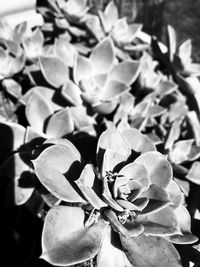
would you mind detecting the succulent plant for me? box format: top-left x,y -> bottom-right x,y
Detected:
74,37 -> 140,114
32,128 -> 197,266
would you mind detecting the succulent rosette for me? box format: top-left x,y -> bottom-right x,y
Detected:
74,37 -> 140,114
32,128 -> 197,267
86,1 -> 143,52
58,0 -> 90,23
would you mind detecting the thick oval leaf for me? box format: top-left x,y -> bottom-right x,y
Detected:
2,79 -> 22,99
61,80 -> 82,106
45,108 -> 74,138
136,206 -> 180,236
41,205 -> 107,266
186,161 -> 200,185
76,164 -> 107,210
33,144 -> 84,202
73,54 -> 93,84
20,86 -> 60,111
119,162 -> 150,192
169,139 -> 194,164
110,61 -> 140,86
39,56 -> 69,88
120,234 -> 181,267
166,180 -> 183,208
25,92 -> 53,133
102,149 -> 126,176
97,128 -> 131,161
100,80 -> 129,101
165,205 -> 198,244
90,38 -> 115,74
55,37 -> 77,67
44,138 -> 81,160
97,225 -> 132,267
0,122 -> 25,151
122,128 -> 156,153
134,151 -> 172,188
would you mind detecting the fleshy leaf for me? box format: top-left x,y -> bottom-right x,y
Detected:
102,149 -> 126,176
45,108 -> 74,138
110,61 -> 140,86
98,1 -> 118,33
90,38 -> 115,74
61,80 -> 82,106
187,111 -> 200,146
97,128 -> 131,162
122,128 -> 156,153
2,79 -> 22,99
100,80 -> 129,101
169,139 -> 194,164
166,180 -> 183,208
43,138 -> 81,160
97,226 -> 132,267
55,37 -> 77,67
21,86 -> 60,111
141,184 -> 171,203
135,151 -> 172,188
39,56 -> 69,88
165,205 -> 198,244
136,206 -> 180,236
73,55 -> 93,84
102,178 -> 124,212
41,205 -> 107,266
33,144 -> 84,202
119,162 -> 150,191
186,161 -> 200,185
23,28 -> 44,58
76,164 -> 107,210
25,92 -> 53,133
120,234 -> 181,267
167,25 -> 177,61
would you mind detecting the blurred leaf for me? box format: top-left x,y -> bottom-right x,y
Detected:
25,92 -> 53,133
2,79 -> 22,99
186,161 -> 200,185
90,38 -> 115,74
98,1 -> 118,33
100,80 -> 129,101
39,56 -> 69,88
45,107 -> 74,138
74,54 -> 93,84
110,61 -> 140,86
55,37 -> 77,67
167,25 -> 177,62
187,111 -> 200,146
